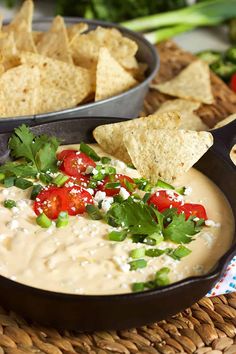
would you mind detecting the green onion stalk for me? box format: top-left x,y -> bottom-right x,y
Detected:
121,0 -> 236,43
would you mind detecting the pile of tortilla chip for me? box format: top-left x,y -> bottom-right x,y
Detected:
0,0 -> 143,118
93,112 -> 213,183
151,60 -> 215,132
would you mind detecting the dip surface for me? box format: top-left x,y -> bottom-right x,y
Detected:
0,144 -> 234,295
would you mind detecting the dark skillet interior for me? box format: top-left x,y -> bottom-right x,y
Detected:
0,117 -> 235,331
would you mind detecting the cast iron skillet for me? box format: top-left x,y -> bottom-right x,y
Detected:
0,117 -> 235,331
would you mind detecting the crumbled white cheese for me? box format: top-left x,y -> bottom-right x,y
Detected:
1,189 -> 9,196
11,207 -> 19,215
205,219 -> 221,228
87,188 -> 94,196
92,168 -> 98,175
17,200 -> 29,210
101,197 -> 113,213
184,186 -> 192,196
119,187 -> 130,200
85,166 -> 93,174
94,191 -> 106,203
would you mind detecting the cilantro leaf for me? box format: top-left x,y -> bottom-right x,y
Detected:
6,125 -> 60,175
106,198 -> 160,236
164,213 -> 201,244
0,162 -> 37,178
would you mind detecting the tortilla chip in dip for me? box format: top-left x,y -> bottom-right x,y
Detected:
0,64 -> 40,117
95,47 -> 137,101
21,53 -> 92,105
151,60 -> 214,105
123,129 -> 213,183
37,16 -> 72,64
67,23 -> 88,44
156,99 -> 208,131
93,112 -> 180,163
214,113 -> 236,129
71,26 -> 138,70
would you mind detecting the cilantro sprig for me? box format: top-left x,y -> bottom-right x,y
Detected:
0,125 -> 60,182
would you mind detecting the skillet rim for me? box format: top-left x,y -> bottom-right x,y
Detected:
0,116 -> 235,300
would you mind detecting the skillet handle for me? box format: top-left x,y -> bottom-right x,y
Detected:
211,120 -> 236,165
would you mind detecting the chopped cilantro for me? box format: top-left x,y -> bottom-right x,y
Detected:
164,213 -> 201,244
133,177 -> 152,192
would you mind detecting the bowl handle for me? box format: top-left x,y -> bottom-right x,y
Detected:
211,120 -> 236,166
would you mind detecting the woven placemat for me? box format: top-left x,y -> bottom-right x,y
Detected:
0,293 -> 235,354
0,40 -> 236,354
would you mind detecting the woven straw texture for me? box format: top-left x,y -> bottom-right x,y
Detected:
0,41 -> 235,354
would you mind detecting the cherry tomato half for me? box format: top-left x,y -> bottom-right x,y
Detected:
148,190 -> 183,212
33,186 -> 68,219
178,203 -> 207,220
230,73 -> 236,92
62,186 -> 93,215
62,151 -> 96,177
64,175 -> 90,189
98,174 -> 135,196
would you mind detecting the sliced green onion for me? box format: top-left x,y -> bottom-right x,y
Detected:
88,180 -> 97,189
30,184 -> 43,200
171,245 -> 191,260
95,165 -> 103,171
4,176 -> 15,188
56,211 -> 69,228
133,178 -> 152,192
126,163 -> 135,169
108,230 -> 127,242
101,156 -> 111,164
53,174 -> 69,187
157,179 -> 174,190
113,195 -> 124,203
0,173 -> 5,182
124,179 -> 135,193
36,212 -> 52,228
4,199 -> 16,209
144,232 -> 164,246
86,204 -> 103,220
130,247 -> 146,259
105,182 -> 120,189
104,166 -> 116,175
145,248 -> 165,257
129,259 -> 147,271
39,173 -> 53,185
14,178 -> 33,190
132,282 -> 145,292
142,192 -> 151,203
92,171 -> 105,181
175,186 -> 186,195
131,234 -> 146,243
155,267 -> 170,287
80,142 -> 100,161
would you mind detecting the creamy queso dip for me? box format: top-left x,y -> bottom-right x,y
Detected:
0,144 -> 234,295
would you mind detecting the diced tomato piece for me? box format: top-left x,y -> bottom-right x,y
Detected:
57,150 -> 78,172
148,190 -> 183,212
62,152 -> 96,177
178,203 -> 207,220
65,175 -> 90,188
230,73 -> 236,92
62,186 -> 93,215
97,174 -> 135,196
33,186 -> 68,220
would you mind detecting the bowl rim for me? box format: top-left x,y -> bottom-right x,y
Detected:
2,16 -> 159,120
0,116 -> 235,300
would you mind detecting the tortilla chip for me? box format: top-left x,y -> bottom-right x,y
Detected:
95,47 -> 137,101
127,62 -> 147,81
67,23 -> 88,44
71,26 -> 138,70
0,64 -> 40,117
37,16 -> 72,64
5,0 -> 33,32
214,113 -> 236,129
93,112 -> 181,163
151,60 -> 214,105
21,52 -> 92,106
156,99 -> 208,131
33,31 -> 43,45
123,129 -> 213,183
230,145 -> 236,166
0,32 -> 20,70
